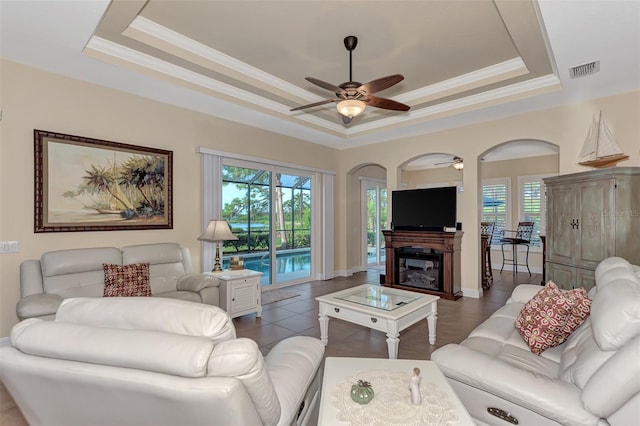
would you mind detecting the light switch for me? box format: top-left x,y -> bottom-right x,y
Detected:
0,241 -> 19,253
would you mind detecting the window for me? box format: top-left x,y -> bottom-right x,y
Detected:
221,162 -> 313,287
518,174 -> 552,249
482,178 -> 510,247
198,148 -> 335,286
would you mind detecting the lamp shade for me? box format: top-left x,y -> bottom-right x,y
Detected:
198,220 -> 238,242
336,99 -> 366,118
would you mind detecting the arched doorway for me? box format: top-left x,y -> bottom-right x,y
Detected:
478,139 -> 559,281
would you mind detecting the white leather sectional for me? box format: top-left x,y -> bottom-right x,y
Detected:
432,257 -> 640,425
1,297 -> 325,425
17,242 -> 220,320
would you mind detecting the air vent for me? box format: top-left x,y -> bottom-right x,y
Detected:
569,61 -> 600,79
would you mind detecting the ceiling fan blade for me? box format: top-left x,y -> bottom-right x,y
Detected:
364,95 -> 410,111
358,74 -> 404,95
341,114 -> 352,125
435,156 -> 462,165
290,98 -> 337,112
305,77 -> 345,94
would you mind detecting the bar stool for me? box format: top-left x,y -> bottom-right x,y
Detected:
500,221 -> 535,276
480,221 -> 495,285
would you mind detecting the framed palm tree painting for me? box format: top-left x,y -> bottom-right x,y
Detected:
34,130 -> 173,232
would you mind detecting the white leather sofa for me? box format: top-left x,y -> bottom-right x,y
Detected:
17,242 -> 220,320
1,297 -> 325,426
431,256 -> 640,426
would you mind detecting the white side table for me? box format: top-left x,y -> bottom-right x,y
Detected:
206,269 -> 262,318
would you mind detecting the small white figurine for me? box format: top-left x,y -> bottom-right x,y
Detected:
409,367 -> 422,405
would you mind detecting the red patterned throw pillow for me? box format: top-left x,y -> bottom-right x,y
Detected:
515,281 -> 591,355
103,263 -> 151,297
562,287 -> 592,338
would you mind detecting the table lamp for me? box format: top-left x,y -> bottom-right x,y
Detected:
198,219 -> 238,272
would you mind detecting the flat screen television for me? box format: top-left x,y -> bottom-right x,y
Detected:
391,186 -> 457,231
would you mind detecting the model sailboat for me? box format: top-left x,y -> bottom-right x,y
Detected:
578,111 -> 628,168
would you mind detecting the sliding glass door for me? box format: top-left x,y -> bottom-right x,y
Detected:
274,173 -> 312,284
221,161 -> 312,288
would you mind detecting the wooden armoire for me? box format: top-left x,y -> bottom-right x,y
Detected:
543,167 -> 640,291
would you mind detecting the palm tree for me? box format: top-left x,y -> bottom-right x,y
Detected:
82,164 -> 133,209
119,156 -> 165,212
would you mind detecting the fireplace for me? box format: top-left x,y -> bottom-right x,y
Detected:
383,230 -> 463,300
396,247 -> 443,292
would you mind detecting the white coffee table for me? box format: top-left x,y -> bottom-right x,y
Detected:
316,284 -> 439,359
318,357 -> 474,425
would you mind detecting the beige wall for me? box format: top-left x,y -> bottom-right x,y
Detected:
2,58 -> 639,336
403,165 -> 462,188
0,60 -> 338,336
480,154 -> 559,180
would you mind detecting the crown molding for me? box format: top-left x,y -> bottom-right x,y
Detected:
346,74 -> 561,137
124,16 -> 319,102
85,36 -> 560,141
396,58 -> 529,104
86,37 -> 315,117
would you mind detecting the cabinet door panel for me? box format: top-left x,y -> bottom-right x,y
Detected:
546,262 -> 576,290
576,268 -> 596,293
546,262 -> 595,291
613,175 -> 640,265
231,279 -> 258,313
577,179 -> 615,269
546,185 -> 576,264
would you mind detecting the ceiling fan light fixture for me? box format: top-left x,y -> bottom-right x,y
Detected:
453,161 -> 464,170
337,99 -> 366,118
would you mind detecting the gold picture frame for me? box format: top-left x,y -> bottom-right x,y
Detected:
34,130 -> 173,232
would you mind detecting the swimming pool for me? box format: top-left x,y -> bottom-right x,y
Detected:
223,249 -> 311,286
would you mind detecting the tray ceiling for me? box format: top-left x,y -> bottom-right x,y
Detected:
2,1 -> 639,149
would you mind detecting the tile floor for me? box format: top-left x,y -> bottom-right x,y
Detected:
241,269 -> 536,359
0,269 -> 541,425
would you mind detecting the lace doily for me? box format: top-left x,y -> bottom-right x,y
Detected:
330,370 -> 459,426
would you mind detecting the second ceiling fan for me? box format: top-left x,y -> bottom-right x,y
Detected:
290,36 -> 410,124
435,156 -> 464,170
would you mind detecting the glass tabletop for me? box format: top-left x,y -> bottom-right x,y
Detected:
335,286 -> 422,311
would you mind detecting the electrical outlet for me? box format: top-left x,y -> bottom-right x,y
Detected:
0,241 -> 19,253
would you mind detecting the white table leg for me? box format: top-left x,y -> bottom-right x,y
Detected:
256,305 -> 262,318
427,312 -> 437,345
386,332 -> 400,359
319,313 -> 329,346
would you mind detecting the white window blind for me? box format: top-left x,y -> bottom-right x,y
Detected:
482,178 -> 510,247
518,175 -> 553,249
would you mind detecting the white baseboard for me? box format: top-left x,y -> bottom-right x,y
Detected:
334,269 -> 353,277
0,336 -> 10,347
462,288 -> 482,298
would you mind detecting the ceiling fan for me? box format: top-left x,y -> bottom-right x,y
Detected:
290,35 -> 410,125
435,156 -> 464,170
